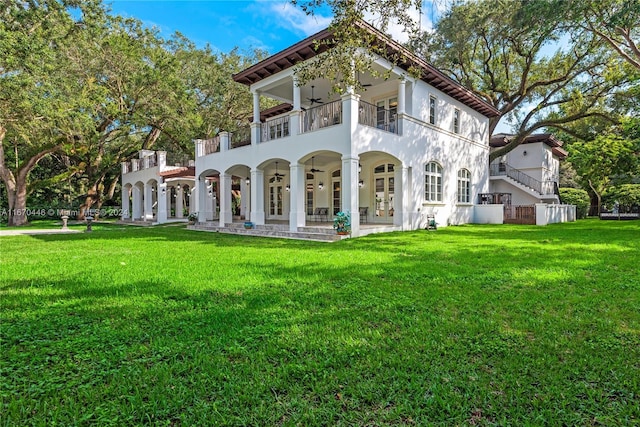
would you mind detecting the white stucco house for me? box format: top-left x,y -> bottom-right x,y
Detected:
190,21 -> 502,238
120,21 -> 575,237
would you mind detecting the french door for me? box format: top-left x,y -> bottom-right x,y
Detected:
374,163 -> 395,222
268,181 -> 284,219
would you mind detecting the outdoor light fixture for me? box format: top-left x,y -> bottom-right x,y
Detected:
161,187 -> 166,195
523,150 -> 527,156
359,179 -> 364,188
318,181 -> 324,190
359,163 -> 362,173
245,178 -> 250,185
285,184 -> 290,191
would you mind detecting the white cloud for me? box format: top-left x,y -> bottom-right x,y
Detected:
266,1 -> 332,37
364,3 -> 435,44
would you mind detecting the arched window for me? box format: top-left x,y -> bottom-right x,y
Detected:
457,169 -> 471,203
425,162 -> 443,202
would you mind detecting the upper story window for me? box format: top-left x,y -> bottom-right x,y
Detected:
453,108 -> 460,134
457,169 -> 471,203
424,162 -> 443,202
429,96 -> 436,125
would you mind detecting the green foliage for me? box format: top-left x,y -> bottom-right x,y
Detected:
603,184 -> 640,209
559,187 -> 590,218
568,126 -> 639,201
0,0 -> 263,222
332,211 -> 351,233
1,221 -> 639,424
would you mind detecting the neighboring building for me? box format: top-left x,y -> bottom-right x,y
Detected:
120,150 -> 195,224
487,133 -> 567,205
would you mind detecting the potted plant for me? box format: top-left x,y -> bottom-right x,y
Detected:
188,212 -> 199,225
333,211 -> 351,235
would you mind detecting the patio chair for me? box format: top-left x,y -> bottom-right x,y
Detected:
313,207 -> 329,222
359,207 -> 368,223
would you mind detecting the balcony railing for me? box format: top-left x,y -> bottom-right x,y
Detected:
301,100 -> 342,133
203,137 -> 220,155
358,100 -> 398,134
261,116 -> 290,142
230,127 -> 251,149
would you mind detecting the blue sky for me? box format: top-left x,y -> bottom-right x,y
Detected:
106,1 -> 333,55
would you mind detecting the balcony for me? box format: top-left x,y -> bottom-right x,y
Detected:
230,127 -> 251,149
261,116 -> 290,142
358,100 -> 398,134
301,100 -> 342,133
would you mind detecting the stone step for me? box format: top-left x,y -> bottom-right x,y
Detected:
188,223 -> 345,242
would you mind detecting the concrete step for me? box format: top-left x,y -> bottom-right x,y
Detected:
188,222 -> 345,242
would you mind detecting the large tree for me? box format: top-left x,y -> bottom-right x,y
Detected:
0,0 -> 102,225
566,117 -> 640,213
418,0 -> 628,162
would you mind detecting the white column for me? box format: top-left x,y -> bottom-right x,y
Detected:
219,173 -> 233,226
157,183 -> 168,224
341,155 -> 360,235
196,177 -> 206,223
175,185 -> 184,218
291,78 -> 301,137
341,92 -> 360,137
250,169 -> 265,225
121,186 -> 130,220
251,122 -> 261,145
398,78 -> 406,115
397,79 -> 406,135
241,177 -> 249,219
289,164 -> 306,232
220,132 -> 229,152
166,184 -> 172,217
252,91 -> 261,123
194,139 -> 205,157
144,182 -> 154,221
205,179 -> 214,221
132,185 -> 142,219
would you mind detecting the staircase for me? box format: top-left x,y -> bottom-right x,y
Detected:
490,163 -> 558,202
188,222 -> 346,242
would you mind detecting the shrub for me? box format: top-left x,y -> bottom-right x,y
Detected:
603,184 -> 640,212
559,187 -> 590,218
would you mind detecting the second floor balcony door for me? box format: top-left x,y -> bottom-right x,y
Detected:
374,163 -> 395,222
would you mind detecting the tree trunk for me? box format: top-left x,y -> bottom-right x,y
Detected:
6,178 -> 29,226
587,179 -> 602,216
79,175 -> 105,219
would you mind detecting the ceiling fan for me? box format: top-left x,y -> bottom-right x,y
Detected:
306,85 -> 323,105
357,71 -> 372,87
273,161 -> 286,182
308,156 -> 324,173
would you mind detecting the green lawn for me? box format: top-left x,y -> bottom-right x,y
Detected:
1,220 -> 638,426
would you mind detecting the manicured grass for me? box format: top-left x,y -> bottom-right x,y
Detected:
1,220 -> 638,426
